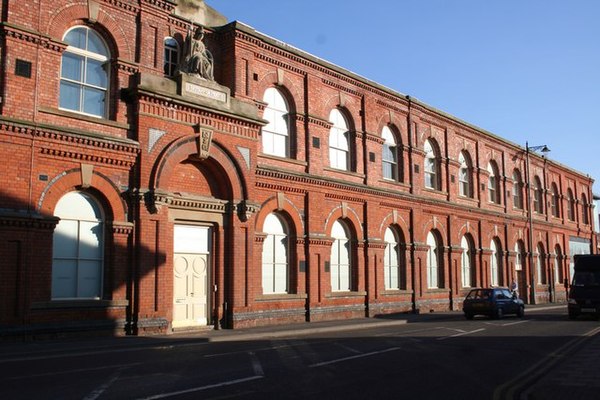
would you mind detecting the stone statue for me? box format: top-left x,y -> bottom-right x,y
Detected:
182,26 -> 214,80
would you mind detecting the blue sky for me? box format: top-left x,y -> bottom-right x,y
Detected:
207,0 -> 600,193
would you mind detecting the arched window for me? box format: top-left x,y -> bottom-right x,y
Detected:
458,151 -> 473,198
488,162 -> 500,204
262,213 -> 289,294
52,191 -> 104,299
551,183 -> 560,218
331,220 -> 351,291
384,227 -> 401,290
514,241 -> 524,272
533,176 -> 544,214
461,235 -> 475,287
164,37 -> 179,76
512,170 -> 524,209
536,243 -> 546,284
554,245 -> 563,284
567,189 -> 575,221
426,231 -> 442,288
382,126 -> 398,181
490,238 -> 502,287
60,26 -> 109,118
581,194 -> 589,225
262,88 -> 290,158
424,139 -> 439,190
329,109 -> 350,170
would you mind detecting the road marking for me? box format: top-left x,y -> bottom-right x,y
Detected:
493,325 -> 600,400
499,320 -> 530,327
309,347 -> 400,368
136,376 -> 264,400
437,328 -> 485,340
83,365 -> 130,400
6,363 -> 141,380
248,352 -> 264,376
335,343 -> 362,354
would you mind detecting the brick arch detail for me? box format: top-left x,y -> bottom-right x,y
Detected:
38,169 -> 127,221
256,73 -> 301,114
379,212 -> 409,242
46,3 -> 132,60
255,196 -> 303,238
324,205 -> 362,239
153,136 -> 246,201
419,217 -> 447,245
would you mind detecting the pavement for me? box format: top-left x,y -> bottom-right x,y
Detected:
1,304 -> 599,400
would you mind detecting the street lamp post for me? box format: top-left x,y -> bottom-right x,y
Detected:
525,142 -> 550,305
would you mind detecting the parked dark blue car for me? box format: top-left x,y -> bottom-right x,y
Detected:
463,288 -> 525,320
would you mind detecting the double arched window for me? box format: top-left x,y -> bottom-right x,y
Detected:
60,26 -> 109,118
262,88 -> 290,158
52,192 -> 104,299
261,213 -> 289,294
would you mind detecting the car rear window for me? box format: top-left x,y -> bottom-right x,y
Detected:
466,289 -> 492,299
572,271 -> 600,287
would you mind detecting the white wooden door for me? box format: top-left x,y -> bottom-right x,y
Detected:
173,225 -> 210,328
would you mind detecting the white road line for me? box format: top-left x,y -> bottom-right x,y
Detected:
83,366 -> 129,400
335,343 -> 362,354
500,320 -> 530,327
309,347 -> 401,368
436,328 -> 485,340
135,376 -> 264,400
248,352 -> 264,376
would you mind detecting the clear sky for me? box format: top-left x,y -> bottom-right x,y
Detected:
207,0 -> 600,193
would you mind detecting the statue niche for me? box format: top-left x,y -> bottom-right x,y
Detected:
180,25 -> 214,81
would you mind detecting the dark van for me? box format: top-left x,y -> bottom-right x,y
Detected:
568,254 -> 600,320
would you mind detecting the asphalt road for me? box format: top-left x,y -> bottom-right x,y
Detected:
1,307 -> 598,400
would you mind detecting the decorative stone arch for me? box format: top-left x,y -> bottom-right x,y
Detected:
324,204 -> 362,240
379,211 -> 409,242
418,215 -> 447,245
255,194 -> 304,238
455,220 -> 479,247
47,3 -> 133,60
256,72 -> 301,114
152,135 -> 246,202
375,113 -> 407,147
37,168 -> 127,222
322,94 -> 358,131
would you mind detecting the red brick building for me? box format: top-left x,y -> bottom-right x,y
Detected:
0,0 -> 595,337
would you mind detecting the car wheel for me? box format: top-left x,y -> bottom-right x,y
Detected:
465,313 -> 474,320
494,307 -> 503,319
517,306 -> 525,318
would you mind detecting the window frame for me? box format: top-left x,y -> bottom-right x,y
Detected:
458,151 -> 473,198
59,26 -> 110,119
261,213 -> 290,294
382,126 -> 398,181
262,87 -> 291,158
52,191 -> 105,300
512,170 -> 524,209
329,109 -> 351,171
164,36 -> 179,77
330,220 -> 352,292
424,140 -> 439,190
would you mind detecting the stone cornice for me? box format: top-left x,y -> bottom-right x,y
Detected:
0,212 -> 58,230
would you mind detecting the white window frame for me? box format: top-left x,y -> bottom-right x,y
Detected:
490,239 -> 500,286
59,26 -> 109,118
164,36 -> 179,76
331,220 -> 351,291
52,191 -> 104,299
384,228 -> 400,290
458,151 -> 471,198
329,109 -> 350,170
461,236 -> 472,288
261,213 -> 289,294
513,170 -> 524,209
488,162 -> 500,204
262,88 -> 290,158
382,126 -> 398,181
426,231 -> 439,289
424,140 -> 438,190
